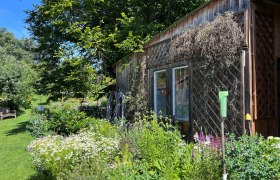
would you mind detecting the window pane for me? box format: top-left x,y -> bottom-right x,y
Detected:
173,67 -> 189,121
154,71 -> 166,116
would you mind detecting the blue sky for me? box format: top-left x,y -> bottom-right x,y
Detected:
0,0 -> 41,39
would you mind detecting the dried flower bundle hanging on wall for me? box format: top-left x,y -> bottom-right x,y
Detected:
170,13 -> 244,67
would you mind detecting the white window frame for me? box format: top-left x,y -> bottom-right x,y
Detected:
154,70 -> 166,115
172,65 -> 189,121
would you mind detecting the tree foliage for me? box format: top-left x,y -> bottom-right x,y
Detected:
25,0 -> 207,99
0,28 -> 37,108
26,0 -> 207,71
49,58 -> 96,99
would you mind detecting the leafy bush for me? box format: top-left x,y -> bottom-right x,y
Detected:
63,159 -> 108,180
226,134 -> 280,180
48,105 -> 119,136
119,115 -> 183,179
26,114 -> 51,137
47,106 -> 89,136
27,131 -> 119,178
89,118 -> 118,138
108,120 -> 222,179
28,101 -> 98,136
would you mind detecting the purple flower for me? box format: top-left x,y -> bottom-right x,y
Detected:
209,134 -> 215,149
199,132 -> 205,142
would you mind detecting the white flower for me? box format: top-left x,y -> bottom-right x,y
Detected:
27,130 -> 120,175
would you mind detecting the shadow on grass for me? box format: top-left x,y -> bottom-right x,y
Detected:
17,110 -> 27,116
28,172 -> 53,180
5,121 -> 30,136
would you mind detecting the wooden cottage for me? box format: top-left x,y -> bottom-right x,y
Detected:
114,0 -> 280,137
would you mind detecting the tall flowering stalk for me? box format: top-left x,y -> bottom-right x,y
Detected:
192,132 -> 222,161
199,132 -> 205,142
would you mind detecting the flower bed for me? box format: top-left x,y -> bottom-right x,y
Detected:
27,113 -> 280,179
27,131 -> 119,178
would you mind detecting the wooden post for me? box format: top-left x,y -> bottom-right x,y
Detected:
221,118 -> 227,180
219,91 -> 228,180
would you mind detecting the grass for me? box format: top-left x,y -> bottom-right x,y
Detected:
0,111 -> 36,180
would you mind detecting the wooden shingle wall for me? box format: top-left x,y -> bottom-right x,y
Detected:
116,61 -> 131,93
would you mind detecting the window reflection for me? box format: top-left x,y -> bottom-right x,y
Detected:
154,70 -> 166,116
173,66 -> 189,121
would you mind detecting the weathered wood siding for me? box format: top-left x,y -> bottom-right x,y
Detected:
115,53 -> 145,93
115,60 -> 131,92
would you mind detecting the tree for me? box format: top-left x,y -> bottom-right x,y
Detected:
45,58 -> 113,100
0,28 -> 37,109
27,0 -> 207,66
25,0 -> 207,95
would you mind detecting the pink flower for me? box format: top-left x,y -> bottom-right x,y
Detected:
209,134 -> 215,149
199,132 -> 205,142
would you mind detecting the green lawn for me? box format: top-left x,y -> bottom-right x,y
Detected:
0,111 -> 36,180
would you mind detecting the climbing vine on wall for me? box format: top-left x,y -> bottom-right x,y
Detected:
125,55 -> 148,121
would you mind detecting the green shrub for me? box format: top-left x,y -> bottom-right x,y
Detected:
109,115 -> 222,179
27,98 -> 118,137
226,134 -> 280,180
60,116 -> 183,179
129,116 -> 182,179
47,102 -> 119,136
26,114 -> 51,137
27,107 -> 93,137
89,119 -> 118,138
63,159 -> 108,180
47,106 -> 89,136
29,108 -> 91,137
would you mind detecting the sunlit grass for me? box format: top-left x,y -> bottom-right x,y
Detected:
0,111 -> 36,180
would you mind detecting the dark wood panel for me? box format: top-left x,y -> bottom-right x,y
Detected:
253,2 -> 279,136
